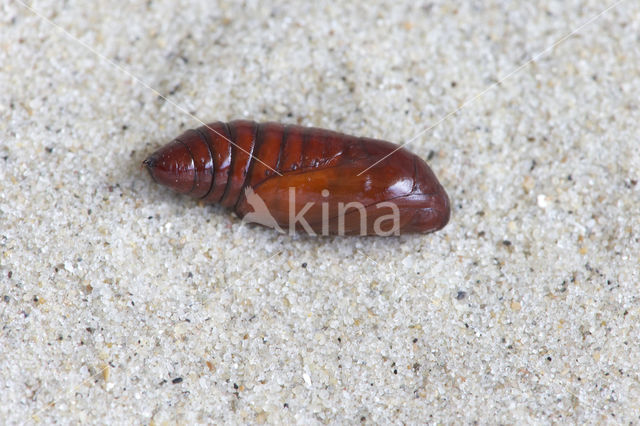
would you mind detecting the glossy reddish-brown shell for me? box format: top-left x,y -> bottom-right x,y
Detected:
144,120 -> 450,235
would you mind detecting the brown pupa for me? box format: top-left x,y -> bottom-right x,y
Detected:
144,120 -> 450,236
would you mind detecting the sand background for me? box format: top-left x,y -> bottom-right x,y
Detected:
1,0 -> 639,423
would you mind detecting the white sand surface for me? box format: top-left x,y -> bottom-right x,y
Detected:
1,0 -> 639,423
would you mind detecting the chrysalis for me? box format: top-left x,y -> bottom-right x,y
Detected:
144,121 -> 450,236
